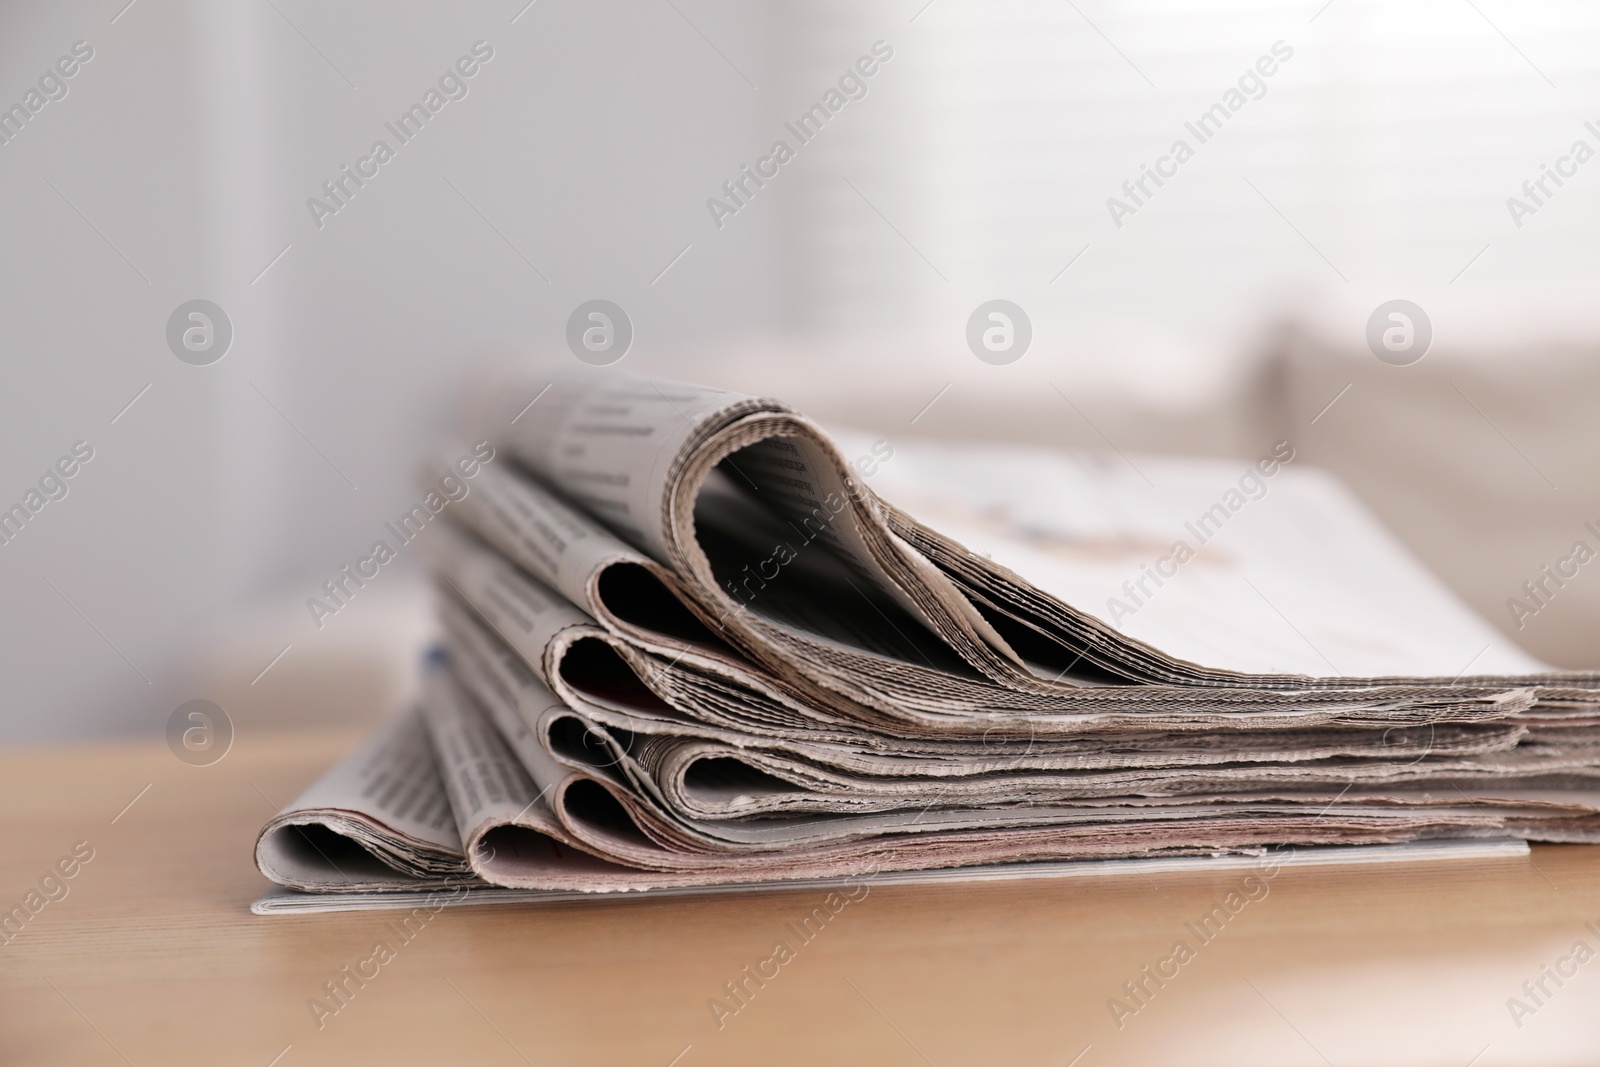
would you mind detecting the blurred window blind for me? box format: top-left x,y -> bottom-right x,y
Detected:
775,0 -> 1600,385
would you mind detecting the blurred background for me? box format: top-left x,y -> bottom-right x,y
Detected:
3,0 -> 1598,741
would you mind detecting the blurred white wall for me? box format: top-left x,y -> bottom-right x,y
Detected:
4,0 -> 1600,739
1,1 -> 230,739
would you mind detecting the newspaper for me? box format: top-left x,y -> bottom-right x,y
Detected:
431,524 -> 1567,786
258,653 -> 1600,895
254,707 -> 476,892
254,369 -> 1600,903
257,639 -> 1600,896
443,438 -> 1544,734
465,372 -> 1597,725
253,840 -> 1532,914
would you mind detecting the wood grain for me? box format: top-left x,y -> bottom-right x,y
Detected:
3,729 -> 1599,1066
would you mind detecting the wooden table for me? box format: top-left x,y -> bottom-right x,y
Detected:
3,729 -> 1599,1066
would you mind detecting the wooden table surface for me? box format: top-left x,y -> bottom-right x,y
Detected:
3,729 -> 1599,1067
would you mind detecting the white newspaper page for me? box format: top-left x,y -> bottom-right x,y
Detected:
850,432 -> 1549,679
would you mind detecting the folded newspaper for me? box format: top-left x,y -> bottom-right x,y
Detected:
255,369 -> 1600,905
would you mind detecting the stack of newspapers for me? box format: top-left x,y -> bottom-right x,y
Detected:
255,370 -> 1600,903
